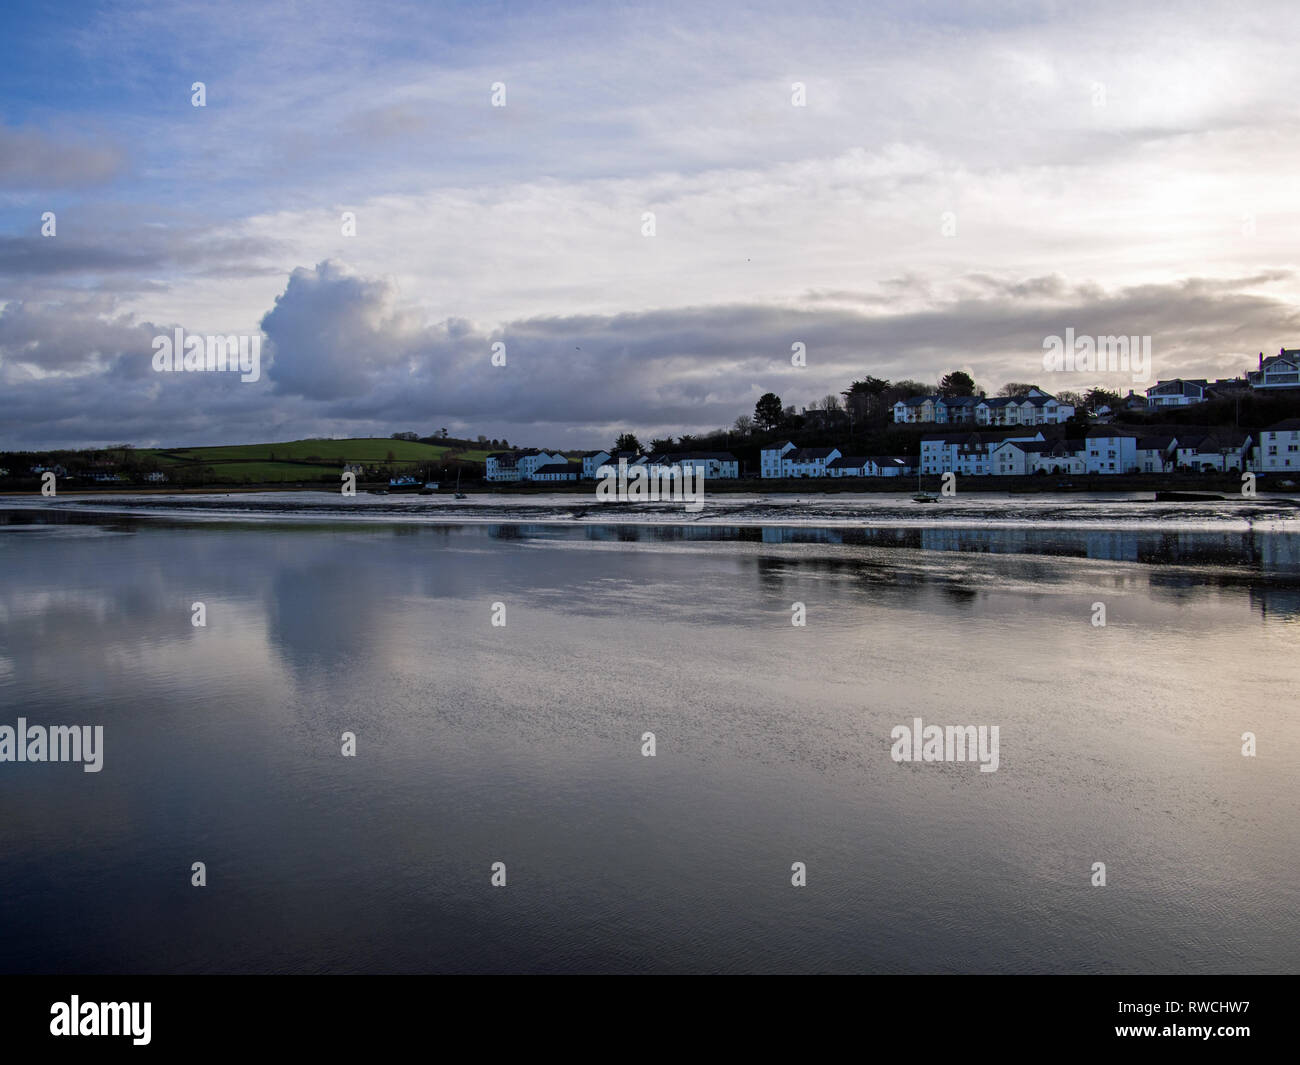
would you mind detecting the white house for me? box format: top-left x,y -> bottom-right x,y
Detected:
1025,439 -> 1087,475
892,394 -> 982,424
868,455 -> 913,477
674,452 -> 739,479
782,447 -> 841,477
485,452 -> 522,482
1084,430 -> 1138,474
826,455 -> 869,477
516,450 -> 567,478
531,462 -> 580,482
580,451 -> 612,479
645,451 -> 739,479
893,396 -> 941,423
1248,349 -> 1300,390
974,388 -> 1073,426
989,440 -> 1034,476
1135,436 -> 1177,473
1146,379 -> 1210,408
1173,433 -> 1251,472
942,396 -> 979,424
486,449 -> 568,482
760,442 -> 796,478
921,430 -> 1046,476
1255,419 -> 1300,471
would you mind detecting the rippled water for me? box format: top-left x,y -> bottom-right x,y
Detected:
1,508 -> 1297,973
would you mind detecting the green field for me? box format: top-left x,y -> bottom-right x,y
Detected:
149,438 -> 490,465
137,438 -> 491,484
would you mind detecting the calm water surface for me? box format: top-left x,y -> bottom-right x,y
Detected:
1,509 -> 1297,973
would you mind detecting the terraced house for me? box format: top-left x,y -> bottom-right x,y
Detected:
758,443 -> 842,477
1254,419 -> 1300,471
894,388 -> 1073,426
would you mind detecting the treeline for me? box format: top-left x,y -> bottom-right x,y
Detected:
603,370 -> 1123,468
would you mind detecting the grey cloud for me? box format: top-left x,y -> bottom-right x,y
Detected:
0,124 -> 125,189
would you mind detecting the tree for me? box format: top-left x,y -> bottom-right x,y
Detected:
1055,390 -> 1085,410
1083,387 -> 1122,412
732,415 -> 753,436
938,371 -> 976,397
613,433 -> 642,453
819,394 -> 842,412
648,437 -> 675,452
999,382 -> 1040,398
755,392 -> 784,431
842,376 -> 891,422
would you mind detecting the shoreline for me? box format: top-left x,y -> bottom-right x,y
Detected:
4,489 -> 1299,535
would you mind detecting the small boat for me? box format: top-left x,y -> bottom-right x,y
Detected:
1279,480 -> 1297,489
454,469 -> 467,499
913,467 -> 939,503
418,481 -> 437,495
388,475 -> 423,493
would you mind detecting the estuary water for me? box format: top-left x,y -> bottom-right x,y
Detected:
1,500 -> 1297,973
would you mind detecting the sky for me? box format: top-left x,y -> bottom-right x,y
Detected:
2,0 -> 1299,450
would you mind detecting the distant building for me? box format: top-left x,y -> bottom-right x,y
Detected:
824,455 -> 913,477
531,462 -> 580,482
1084,430 -> 1139,474
760,442 -> 796,478
1255,419 -> 1300,471
644,452 -> 739,479
894,388 -> 1072,426
1248,349 -> 1300,390
485,449 -> 567,482
579,451 -> 611,479
1135,436 -> 1178,474
1146,379 -> 1212,408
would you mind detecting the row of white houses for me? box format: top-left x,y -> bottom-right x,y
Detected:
758,443 -> 916,478
920,427 -> 1261,476
485,448 -> 741,482
485,418 -> 1300,484
893,388 -> 1075,426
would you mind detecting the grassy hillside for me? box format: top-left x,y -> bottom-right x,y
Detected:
132,437 -> 492,485
149,438 -> 491,466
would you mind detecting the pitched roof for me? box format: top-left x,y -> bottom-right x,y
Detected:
533,463 -> 579,475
